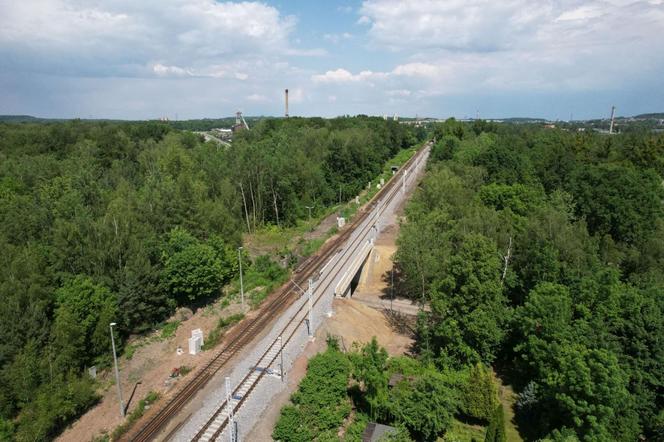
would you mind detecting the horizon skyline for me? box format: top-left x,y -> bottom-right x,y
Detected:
2,106 -> 655,122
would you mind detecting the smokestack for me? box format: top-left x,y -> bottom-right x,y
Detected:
609,105 -> 616,134
285,89 -> 289,118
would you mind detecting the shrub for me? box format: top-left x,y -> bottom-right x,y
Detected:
460,364 -> 499,422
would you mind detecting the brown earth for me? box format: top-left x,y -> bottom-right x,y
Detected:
57,296 -> 248,441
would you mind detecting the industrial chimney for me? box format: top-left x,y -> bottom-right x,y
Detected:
285,89 -> 289,118
609,105 -> 616,134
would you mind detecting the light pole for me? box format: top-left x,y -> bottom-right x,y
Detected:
390,265 -> 394,312
109,322 -> 125,417
238,246 -> 244,309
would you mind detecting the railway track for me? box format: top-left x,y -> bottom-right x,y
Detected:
190,145 -> 430,442
122,143 -> 430,442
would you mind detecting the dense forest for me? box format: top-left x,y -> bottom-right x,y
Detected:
0,116 -> 422,440
273,121 -> 663,442
395,121 -> 664,440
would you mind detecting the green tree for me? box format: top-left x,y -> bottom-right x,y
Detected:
161,242 -> 224,303
389,371 -> 458,441
568,163 -> 663,244
419,233 -> 509,366
460,364 -> 499,422
349,338 -> 389,420
52,275 -> 118,366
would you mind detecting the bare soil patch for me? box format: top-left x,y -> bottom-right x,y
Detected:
57,299 -> 246,441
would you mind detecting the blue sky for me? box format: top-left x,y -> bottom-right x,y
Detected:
1,0 -> 663,120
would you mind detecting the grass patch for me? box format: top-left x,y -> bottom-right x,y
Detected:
124,344 -> 138,360
110,391 -> 160,440
240,255 -> 290,307
178,365 -> 192,377
301,237 -> 325,257
160,320 -> 181,340
202,313 -> 245,350
443,419 -> 486,442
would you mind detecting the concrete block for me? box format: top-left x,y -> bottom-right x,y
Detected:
191,328 -> 204,346
189,336 -> 202,355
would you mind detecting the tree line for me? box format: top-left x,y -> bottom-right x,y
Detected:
0,116 -> 422,440
396,120 -> 664,440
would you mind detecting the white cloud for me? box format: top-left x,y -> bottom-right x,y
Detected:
323,32 -> 353,43
284,47 -> 327,56
359,0 -> 549,51
386,89 -> 411,97
355,0 -> 664,94
0,0 -> 304,76
392,63 -> 440,78
247,93 -> 268,102
312,68 -> 387,83
1,0 -> 663,119
152,63 -> 193,77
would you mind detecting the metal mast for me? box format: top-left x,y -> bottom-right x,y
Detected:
609,105 -> 616,134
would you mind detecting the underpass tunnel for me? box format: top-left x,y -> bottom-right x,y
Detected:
338,247 -> 373,298
348,257 -> 367,297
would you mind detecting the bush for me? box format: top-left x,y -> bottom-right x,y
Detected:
273,345 -> 351,441
14,376 -> 99,441
389,370 -> 458,441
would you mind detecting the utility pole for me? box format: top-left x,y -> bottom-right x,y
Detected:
307,278 -> 314,338
225,377 -> 235,442
238,246 -> 244,309
109,323 -> 125,417
305,205 -> 314,223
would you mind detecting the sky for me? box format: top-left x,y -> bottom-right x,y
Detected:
0,0 -> 663,120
